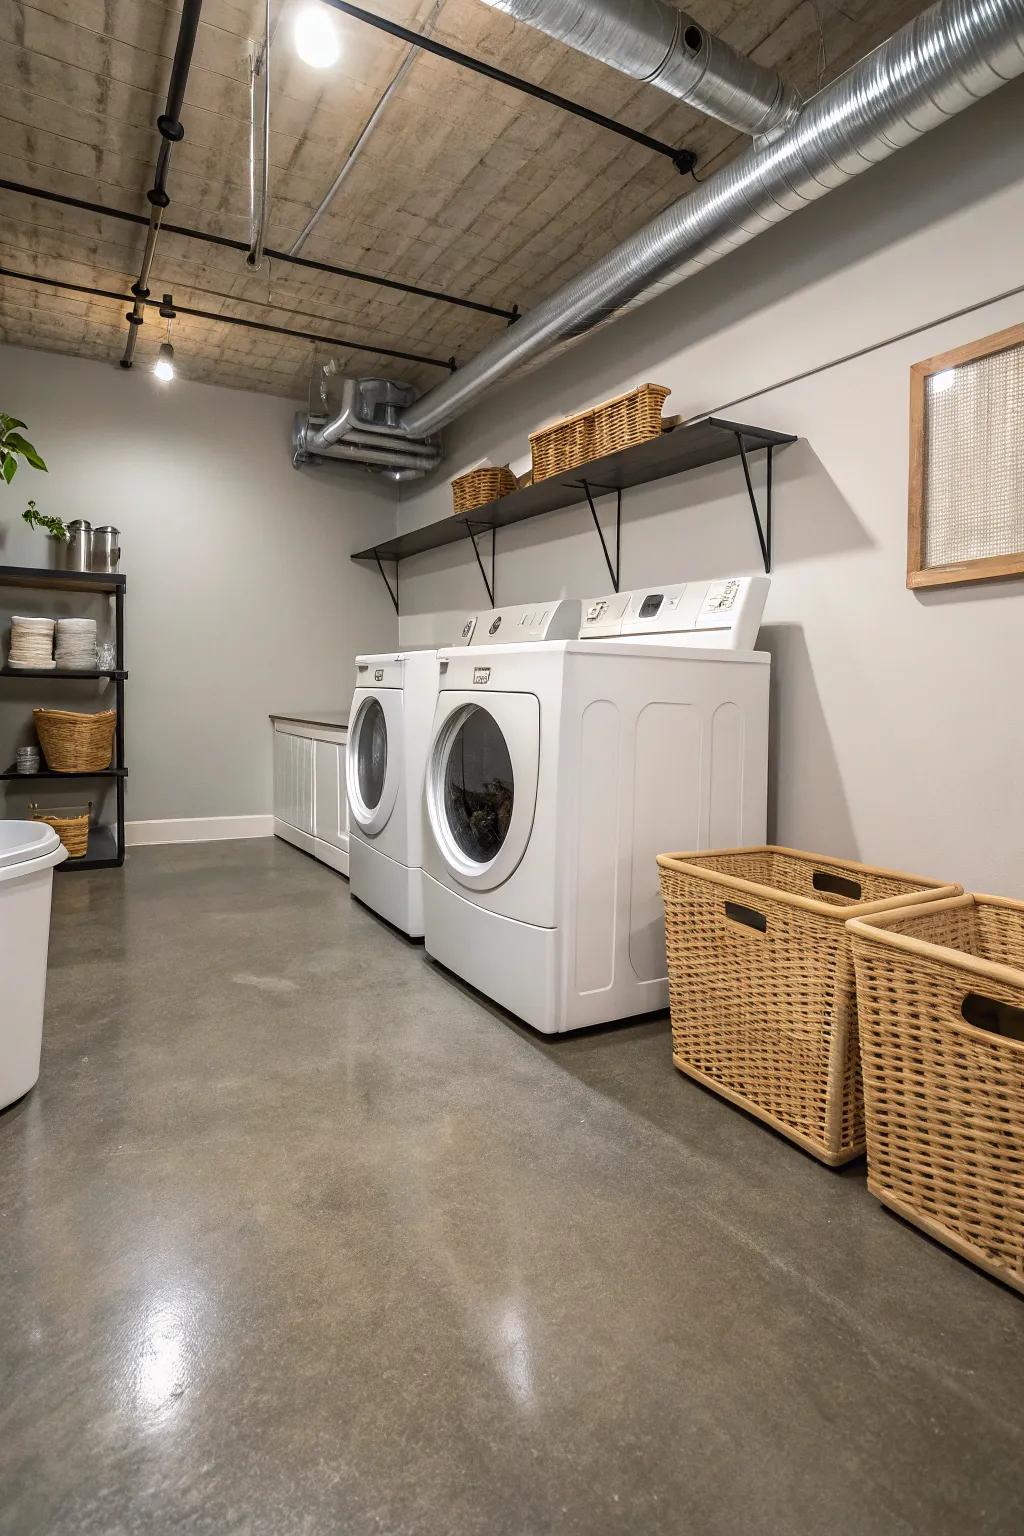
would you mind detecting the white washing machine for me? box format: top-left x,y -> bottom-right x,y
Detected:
346,618 -> 480,937
422,578 -> 771,1033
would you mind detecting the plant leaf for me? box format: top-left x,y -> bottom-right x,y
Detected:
4,432 -> 47,471
1,416 -> 27,432
2,453 -> 17,484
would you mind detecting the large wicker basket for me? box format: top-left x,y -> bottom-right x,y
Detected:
31,803 -> 91,858
451,465 -> 517,515
529,383 -> 671,482
849,894 -> 1024,1294
657,846 -> 960,1166
33,708 -> 116,772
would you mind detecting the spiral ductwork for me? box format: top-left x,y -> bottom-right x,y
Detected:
399,0 -> 1024,441
480,0 -> 800,135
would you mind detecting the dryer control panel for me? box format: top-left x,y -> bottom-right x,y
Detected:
468,598 -> 581,645
580,576 -> 769,650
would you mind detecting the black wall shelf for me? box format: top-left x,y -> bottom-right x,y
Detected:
1,667 -> 128,680
0,766 -> 128,781
351,417 -> 795,612
0,566 -> 125,594
0,564 -> 127,869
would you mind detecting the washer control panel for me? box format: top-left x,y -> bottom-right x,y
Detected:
580,576 -> 769,649
468,598 -> 581,646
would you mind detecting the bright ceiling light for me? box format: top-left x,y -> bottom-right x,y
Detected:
294,4 -> 341,67
154,341 -> 175,382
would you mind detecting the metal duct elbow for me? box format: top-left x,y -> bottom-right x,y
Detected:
400,0 -> 1024,440
480,0 -> 799,135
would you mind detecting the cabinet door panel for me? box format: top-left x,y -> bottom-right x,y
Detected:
274,730 -> 314,834
314,739 -> 349,851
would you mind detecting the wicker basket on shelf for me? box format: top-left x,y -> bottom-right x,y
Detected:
33,708 -> 116,772
30,803 -> 91,858
529,383 -> 671,482
451,465 -> 517,515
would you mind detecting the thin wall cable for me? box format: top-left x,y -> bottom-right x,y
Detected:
685,281 -> 1024,426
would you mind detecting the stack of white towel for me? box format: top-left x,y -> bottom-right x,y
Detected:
55,617 -> 98,670
6,616 -> 56,670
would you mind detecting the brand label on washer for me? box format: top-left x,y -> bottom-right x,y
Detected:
473,667 -> 491,685
374,668 -> 384,681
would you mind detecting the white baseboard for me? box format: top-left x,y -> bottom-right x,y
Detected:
126,815 -> 274,847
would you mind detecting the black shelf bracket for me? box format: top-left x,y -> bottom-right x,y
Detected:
373,549 -> 400,615
735,434 -> 774,573
571,480 -> 622,592
465,522 -> 496,606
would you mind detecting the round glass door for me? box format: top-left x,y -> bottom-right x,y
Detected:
442,707 -> 514,864
356,699 -> 387,811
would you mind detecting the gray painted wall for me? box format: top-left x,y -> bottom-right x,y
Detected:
396,78 -> 1024,897
0,347 -> 398,822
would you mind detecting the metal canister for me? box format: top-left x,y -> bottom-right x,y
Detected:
91,526 -> 121,574
66,519 -> 94,573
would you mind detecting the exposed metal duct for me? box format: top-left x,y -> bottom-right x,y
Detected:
481,0 -> 799,136
293,370 -> 441,475
398,0 -> 1024,442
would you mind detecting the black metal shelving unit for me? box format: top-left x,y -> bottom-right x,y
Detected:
0,564 -> 127,870
351,416 -> 796,613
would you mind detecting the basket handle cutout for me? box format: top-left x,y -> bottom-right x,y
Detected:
812,869 -> 862,901
724,901 -> 767,934
961,992 -> 1024,1042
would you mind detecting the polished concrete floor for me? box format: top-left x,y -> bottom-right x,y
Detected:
2,839 -> 1023,1535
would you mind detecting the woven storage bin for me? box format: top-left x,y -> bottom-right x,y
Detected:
33,708 -> 116,772
529,383 -> 670,482
657,846 -> 960,1166
451,465 -> 517,515
31,804 -> 91,858
849,894 -> 1024,1294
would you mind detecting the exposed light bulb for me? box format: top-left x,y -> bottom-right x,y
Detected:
294,3 -> 340,67
931,369 -> 956,393
154,341 -> 175,382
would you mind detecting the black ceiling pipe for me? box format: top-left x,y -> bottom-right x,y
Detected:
0,265 -> 457,371
320,0 -> 698,173
121,0 -> 203,369
0,178 -> 517,320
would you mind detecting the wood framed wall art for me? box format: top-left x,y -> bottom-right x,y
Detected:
907,321 -> 1024,589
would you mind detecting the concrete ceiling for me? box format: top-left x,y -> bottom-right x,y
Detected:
0,0 -> 925,403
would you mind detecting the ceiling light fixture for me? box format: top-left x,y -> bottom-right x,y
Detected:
294,3 -> 341,67
154,341 -> 175,382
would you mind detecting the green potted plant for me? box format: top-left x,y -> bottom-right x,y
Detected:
1,414 -> 67,544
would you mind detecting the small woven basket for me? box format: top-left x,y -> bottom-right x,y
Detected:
529,383 -> 671,482
30,803 -> 91,858
657,846 -> 960,1166
849,894 -> 1024,1295
33,708 -> 116,772
451,465 -> 517,515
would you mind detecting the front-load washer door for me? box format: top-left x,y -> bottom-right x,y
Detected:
347,689 -> 403,835
426,692 -> 539,892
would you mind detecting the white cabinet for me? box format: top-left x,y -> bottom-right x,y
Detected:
313,736 -> 350,876
272,719 -> 348,874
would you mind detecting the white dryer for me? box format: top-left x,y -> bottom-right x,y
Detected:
422,578 -> 771,1033
347,618 -> 478,937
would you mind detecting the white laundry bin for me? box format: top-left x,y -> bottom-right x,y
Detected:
0,821 -> 68,1110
